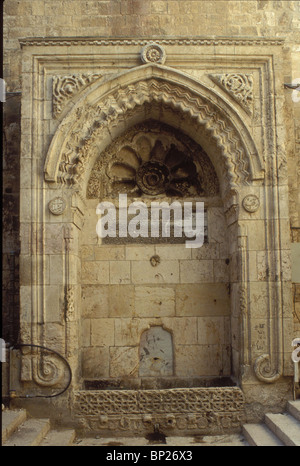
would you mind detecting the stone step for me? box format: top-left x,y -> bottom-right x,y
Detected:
3,418 -> 51,446
287,400 -> 300,422
39,428 -> 76,446
242,423 -> 284,446
1,409 -> 27,444
265,413 -> 300,446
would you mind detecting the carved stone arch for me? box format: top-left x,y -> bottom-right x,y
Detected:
44,64 -> 263,199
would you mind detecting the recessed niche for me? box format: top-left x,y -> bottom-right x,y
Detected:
139,326 -> 174,377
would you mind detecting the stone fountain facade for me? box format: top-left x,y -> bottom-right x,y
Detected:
3,1 -> 300,437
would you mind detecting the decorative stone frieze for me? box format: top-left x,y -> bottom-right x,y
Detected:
74,387 -> 245,434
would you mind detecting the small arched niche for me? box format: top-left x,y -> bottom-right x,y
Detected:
139,326 -> 174,377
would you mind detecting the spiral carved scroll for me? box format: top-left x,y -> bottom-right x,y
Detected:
254,354 -> 281,384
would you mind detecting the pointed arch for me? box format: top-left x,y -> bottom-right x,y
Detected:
44,64 -> 264,197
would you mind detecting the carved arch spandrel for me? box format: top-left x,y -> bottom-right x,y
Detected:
44,64 -> 264,197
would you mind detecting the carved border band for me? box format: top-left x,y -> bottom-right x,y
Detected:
20,37 -> 285,47
74,387 -> 245,432
74,387 -> 245,415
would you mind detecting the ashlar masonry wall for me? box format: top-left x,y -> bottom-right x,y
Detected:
2,0 -> 300,427
80,202 -> 231,384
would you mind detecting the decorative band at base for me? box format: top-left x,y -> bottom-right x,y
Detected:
73,387 -> 245,435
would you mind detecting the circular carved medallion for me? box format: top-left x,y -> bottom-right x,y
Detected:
48,197 -> 66,215
242,194 -> 260,213
136,161 -> 170,195
141,43 -> 166,64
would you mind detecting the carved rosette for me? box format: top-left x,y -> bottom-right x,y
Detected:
141,43 -> 166,64
209,73 -> 253,115
242,194 -> 260,213
53,73 -> 102,117
87,120 -> 219,199
48,196 -> 66,215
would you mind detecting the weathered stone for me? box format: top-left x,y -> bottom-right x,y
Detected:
134,286 -> 175,317
176,283 -> 230,316
4,0 -> 299,435
139,326 -> 174,377
110,346 -> 139,378
82,347 -> 109,378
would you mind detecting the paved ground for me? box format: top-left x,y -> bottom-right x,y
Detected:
74,434 -> 248,446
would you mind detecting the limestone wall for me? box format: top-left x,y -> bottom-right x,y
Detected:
80,201 -> 231,383
2,0 -> 300,420
3,1 -> 300,90
3,1 -> 300,346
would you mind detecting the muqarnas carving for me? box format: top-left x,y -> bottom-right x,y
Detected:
87,120 -> 219,199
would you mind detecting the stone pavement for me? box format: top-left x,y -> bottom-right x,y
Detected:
73,434 -> 247,446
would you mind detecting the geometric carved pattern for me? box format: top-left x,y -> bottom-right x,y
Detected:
55,78 -> 253,189
87,120 -> 219,199
209,73 -> 253,115
74,387 -> 245,433
74,387 -> 245,415
53,73 -> 102,118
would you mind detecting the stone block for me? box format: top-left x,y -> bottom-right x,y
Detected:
208,208 -> 227,243
19,286 -> 32,323
114,318 -> 145,347
163,317 -> 198,345
109,260 -> 131,284
44,285 -> 61,322
94,245 -> 125,261
109,285 -> 135,317
43,224 -> 64,255
81,319 -> 91,347
175,345 -> 223,377
180,260 -> 214,283
44,322 -> 65,353
131,260 -> 179,284
81,285 -> 109,318
125,245 -> 155,260
213,259 -> 230,282
176,283 -> 230,316
134,286 -> 175,317
81,245 -> 94,261
197,316 -> 228,345
82,347 -> 109,378
81,261 -> 110,284
155,244 -> 191,260
90,318 -> 115,347
109,346 -> 139,378
191,242 -> 220,260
